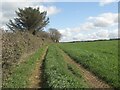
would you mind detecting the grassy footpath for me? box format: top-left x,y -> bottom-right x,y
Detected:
43,45 -> 88,88
58,40 -> 119,88
3,45 -> 47,88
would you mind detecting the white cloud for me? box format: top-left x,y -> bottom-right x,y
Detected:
99,0 -> 117,6
59,12 -> 118,42
2,0 -> 25,2
39,5 -> 61,15
96,30 -> 109,38
2,0 -> 55,2
0,2 -> 61,28
88,13 -> 118,27
80,22 -> 95,31
1,2 -> 31,27
59,28 -> 118,42
109,29 -> 118,38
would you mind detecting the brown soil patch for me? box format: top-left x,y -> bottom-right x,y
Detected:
60,49 -> 113,89
28,46 -> 48,88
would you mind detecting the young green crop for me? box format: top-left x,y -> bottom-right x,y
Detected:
3,45 -> 47,88
58,40 -> 119,88
43,45 -> 88,88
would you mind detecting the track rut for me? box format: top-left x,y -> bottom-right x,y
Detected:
28,46 -> 48,88
60,49 -> 113,89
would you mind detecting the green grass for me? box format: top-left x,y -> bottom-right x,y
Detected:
43,45 -> 88,88
3,45 -> 47,88
58,40 -> 119,88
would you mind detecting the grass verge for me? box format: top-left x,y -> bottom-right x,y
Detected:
3,45 -> 47,88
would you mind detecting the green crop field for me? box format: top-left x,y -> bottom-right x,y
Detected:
58,40 -> 119,88
2,2 -> 119,89
43,45 -> 88,88
3,40 -> 119,88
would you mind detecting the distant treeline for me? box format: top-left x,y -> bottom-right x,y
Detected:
64,38 -> 120,43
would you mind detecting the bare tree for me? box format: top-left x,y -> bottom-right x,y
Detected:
49,28 -> 61,43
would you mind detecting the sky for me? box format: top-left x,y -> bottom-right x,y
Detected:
0,0 -> 119,42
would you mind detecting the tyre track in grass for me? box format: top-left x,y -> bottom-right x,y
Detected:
28,46 -> 48,88
59,48 -> 113,89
